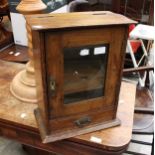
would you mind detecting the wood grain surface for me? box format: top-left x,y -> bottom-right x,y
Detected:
0,45 -> 28,63
25,11 -> 136,30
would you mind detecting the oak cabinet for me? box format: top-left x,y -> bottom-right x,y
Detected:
26,11 -> 135,143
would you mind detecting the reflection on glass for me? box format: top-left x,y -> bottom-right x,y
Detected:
64,44 -> 109,104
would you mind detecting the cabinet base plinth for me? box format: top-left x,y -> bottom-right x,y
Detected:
34,108 -> 121,143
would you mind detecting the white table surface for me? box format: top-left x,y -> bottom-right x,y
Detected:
130,24 -> 154,40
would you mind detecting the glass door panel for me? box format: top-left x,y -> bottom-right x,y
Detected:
63,44 -> 109,104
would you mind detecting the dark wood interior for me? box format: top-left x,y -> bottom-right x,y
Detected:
68,0 -> 154,24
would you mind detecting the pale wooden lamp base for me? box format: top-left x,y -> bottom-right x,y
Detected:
10,0 -> 46,104
10,68 -> 37,103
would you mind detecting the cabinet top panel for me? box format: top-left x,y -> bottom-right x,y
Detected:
25,11 -> 136,31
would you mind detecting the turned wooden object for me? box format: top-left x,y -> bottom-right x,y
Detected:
10,0 -> 47,103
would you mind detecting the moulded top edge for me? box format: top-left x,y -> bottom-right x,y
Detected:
25,11 -> 137,31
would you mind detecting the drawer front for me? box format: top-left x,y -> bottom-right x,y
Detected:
49,106 -> 114,133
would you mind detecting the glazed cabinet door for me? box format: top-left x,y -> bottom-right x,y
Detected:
44,26 -> 126,132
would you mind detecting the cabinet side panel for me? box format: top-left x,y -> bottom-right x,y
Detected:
32,30 -> 49,132
112,26 -> 129,118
